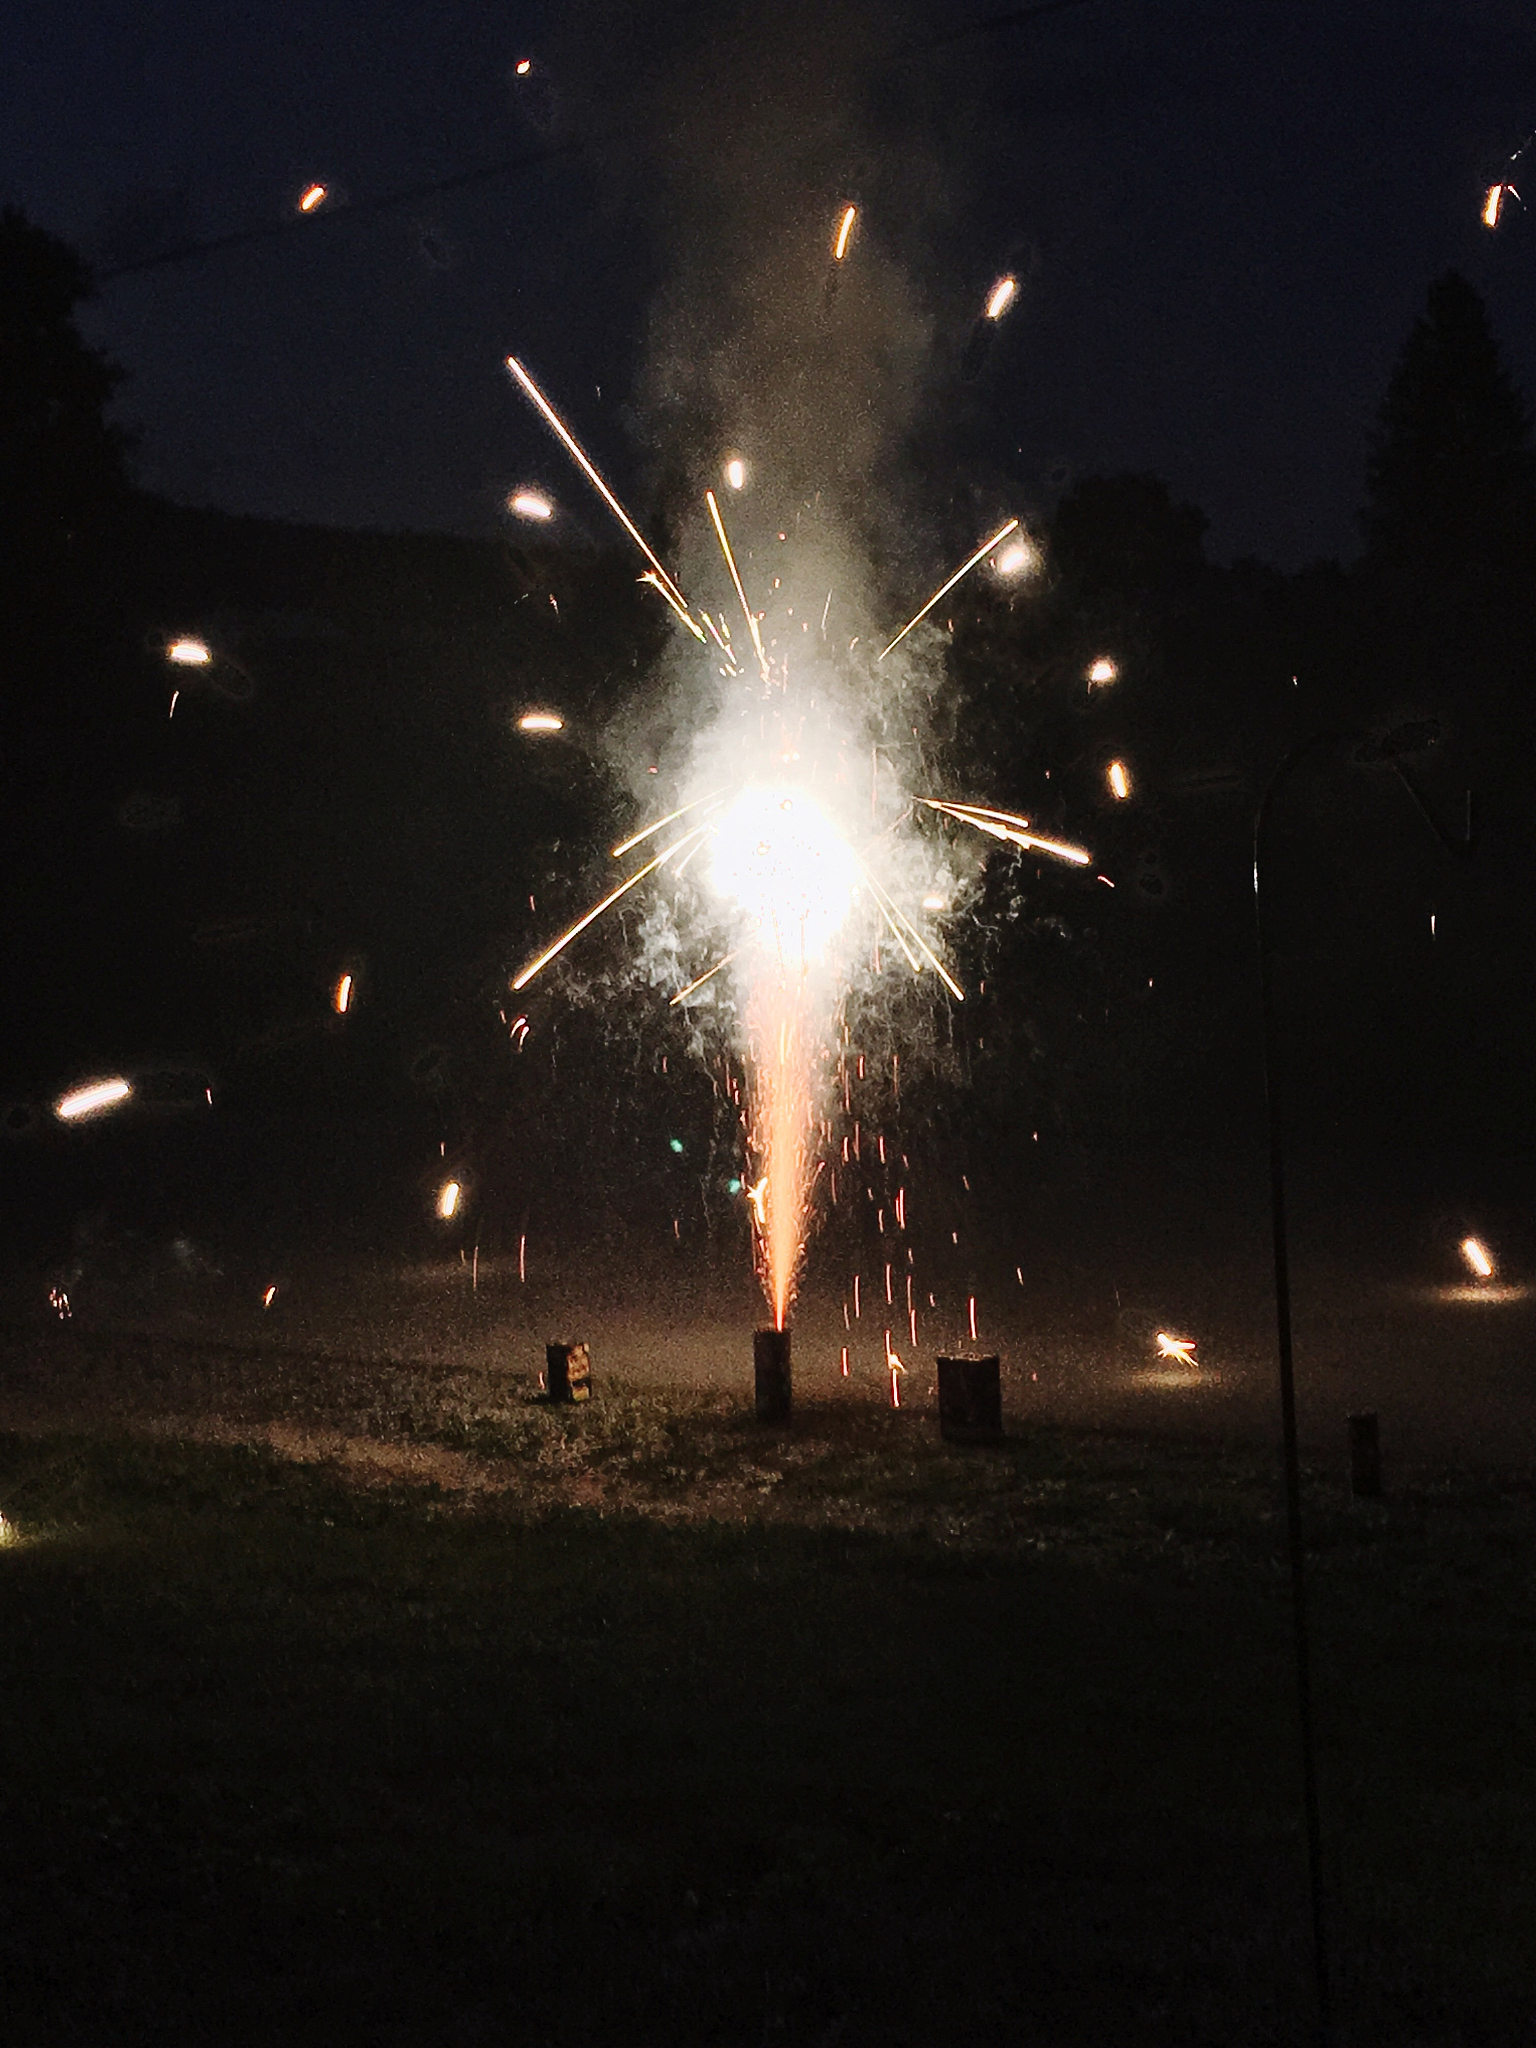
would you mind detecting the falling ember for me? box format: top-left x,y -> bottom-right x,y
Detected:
1087,656 -> 1118,686
1483,184 -> 1505,228
968,1295 -> 978,1342
515,57 -> 532,74
436,1179 -> 462,1221
984,274 -> 1017,320
167,637 -> 211,666
1461,1237 -> 1495,1279
724,455 -> 748,491
832,204 -> 857,260
878,519 -> 1020,662
886,1339 -> 904,1406
1155,1331 -> 1198,1369
262,1285 -> 278,1308
55,1077 -> 133,1122
508,489 -> 554,520
840,1345 -> 850,1376
705,490 -> 769,678
517,710 -> 565,733
298,184 -> 328,213
1107,759 -> 1131,800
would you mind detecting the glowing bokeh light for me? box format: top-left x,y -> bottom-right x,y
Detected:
1155,1331 -> 1198,1368
509,489 -> 554,521
993,540 -> 1033,577
1483,184 -> 1505,228
724,456 -> 747,491
985,275 -> 1017,320
517,710 -> 565,733
167,638 -> 212,666
515,57 -> 532,75
332,972 -> 353,1015
55,1077 -> 133,1122
832,204 -> 857,260
1087,657 -> 1118,685
1107,760 -> 1131,800
298,184 -> 328,213
1462,1236 -> 1495,1278
436,1179 -> 462,1221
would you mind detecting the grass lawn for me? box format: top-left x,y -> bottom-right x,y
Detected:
0,1372 -> 1532,2044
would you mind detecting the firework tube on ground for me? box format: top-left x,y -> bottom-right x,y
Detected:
754,1327 -> 792,1422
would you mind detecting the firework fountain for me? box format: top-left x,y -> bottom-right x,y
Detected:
502,322 -> 1089,1348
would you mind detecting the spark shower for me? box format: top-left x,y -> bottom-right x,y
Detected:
503,237 -> 1088,1332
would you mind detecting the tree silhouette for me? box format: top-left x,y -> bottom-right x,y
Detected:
1359,272 -> 1536,666
0,206 -> 133,586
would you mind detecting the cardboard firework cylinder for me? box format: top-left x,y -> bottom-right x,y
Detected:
1348,1409 -> 1381,1498
754,1327 -> 792,1422
546,1341 -> 592,1404
936,1356 -> 1004,1444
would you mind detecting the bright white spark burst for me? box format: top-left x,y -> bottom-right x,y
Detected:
1155,1331 -> 1198,1368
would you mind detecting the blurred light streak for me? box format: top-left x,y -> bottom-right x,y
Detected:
1107,760 -> 1131,800
505,356 -> 697,626
1461,1236 -> 1495,1278
55,1077 -> 132,1121
670,952 -> 737,1005
1087,656 -> 1118,685
724,456 -> 747,490
705,490 -> 769,678
612,791 -> 722,858
436,1180 -> 462,1220
298,184 -> 328,213
985,274 -> 1017,319
167,638 -> 211,665
332,972 -> 353,1014
509,489 -> 553,519
517,710 -> 565,732
511,825 -> 708,990
833,204 -> 857,259
877,519 -> 1020,661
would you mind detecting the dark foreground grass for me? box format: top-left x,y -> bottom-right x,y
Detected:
0,1421 -> 1532,2046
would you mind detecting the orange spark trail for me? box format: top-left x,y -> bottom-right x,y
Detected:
505,356 -> 701,635
510,825 -> 707,990
705,490 -> 769,680
748,973 -> 812,1329
877,519 -> 1019,662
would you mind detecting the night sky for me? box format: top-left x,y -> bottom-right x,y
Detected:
6,0 -> 1536,568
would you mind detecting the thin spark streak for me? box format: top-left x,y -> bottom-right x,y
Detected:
877,519 -> 1020,661
670,952 -> 738,1005
922,798 -> 1091,867
853,851 -> 965,998
705,490 -> 769,680
611,792 -> 722,859
640,570 -> 707,641
833,204 -> 857,259
506,356 -> 695,623
511,825 -> 708,990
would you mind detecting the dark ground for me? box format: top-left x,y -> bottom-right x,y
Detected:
1,1162 -> 1533,2046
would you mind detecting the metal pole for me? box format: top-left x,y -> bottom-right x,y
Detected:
1254,731 -> 1341,2048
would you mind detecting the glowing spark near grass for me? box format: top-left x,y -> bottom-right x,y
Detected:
511,825 -> 709,990
55,1077 -> 132,1121
705,490 -> 769,679
724,456 -> 747,490
436,1179 -> 462,1220
877,519 -> 1020,661
833,204 -> 857,260
509,489 -> 553,520
921,798 -> 1091,866
517,710 -> 564,733
985,275 -> 1017,319
332,972 -> 353,1014
670,952 -> 737,1005
1107,759 -> 1131,800
1087,656 -> 1118,685
1155,1331 -> 1197,1368
1462,1236 -> 1495,1279
506,356 -> 699,632
167,638 -> 211,666
298,184 -> 328,213
612,791 -> 722,858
